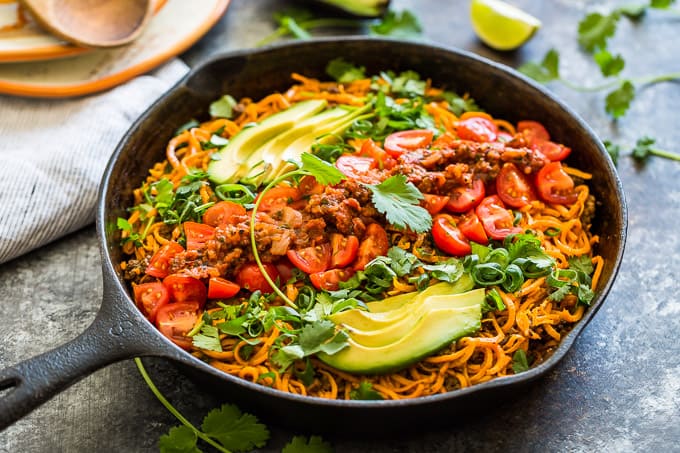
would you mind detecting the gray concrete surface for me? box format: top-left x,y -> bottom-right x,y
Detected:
2,0 -> 680,451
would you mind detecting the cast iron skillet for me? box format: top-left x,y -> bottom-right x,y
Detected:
0,38 -> 627,433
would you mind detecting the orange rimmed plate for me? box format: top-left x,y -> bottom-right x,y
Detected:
0,0 -> 230,97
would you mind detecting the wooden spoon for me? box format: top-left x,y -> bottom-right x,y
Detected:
19,0 -> 153,48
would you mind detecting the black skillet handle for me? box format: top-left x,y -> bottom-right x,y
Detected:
0,281 -> 179,431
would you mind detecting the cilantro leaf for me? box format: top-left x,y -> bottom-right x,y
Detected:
390,70 -> 426,97
617,4 -> 647,19
159,426 -> 201,453
326,58 -> 366,83
440,91 -> 480,116
209,95 -> 237,119
282,435 -> 333,453
593,49 -> 625,77
364,175 -> 432,233
630,136 -> 680,163
300,152 -> 346,185
350,381 -> 384,400
298,319 -> 349,355
201,404 -> 269,452
191,325 -> 222,352
369,10 -> 422,39
568,255 -> 594,275
603,140 -> 621,166
577,12 -> 620,52
518,49 -> 560,83
512,349 -> 530,373
605,80 -> 635,118
651,0 -> 676,8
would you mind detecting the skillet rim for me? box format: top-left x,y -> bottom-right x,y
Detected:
98,36 -> 627,410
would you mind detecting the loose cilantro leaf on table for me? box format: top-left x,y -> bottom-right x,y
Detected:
369,10 -> 422,39
282,435 -> 334,453
604,80 -> 635,118
364,174 -> 432,233
593,49 -> 625,77
201,405 -> 270,452
631,136 -> 680,163
603,140 -> 621,166
518,48 -> 560,83
577,11 -> 620,52
159,426 -> 200,453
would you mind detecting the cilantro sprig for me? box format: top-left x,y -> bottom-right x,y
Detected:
604,136 -> 680,166
256,7 -> 422,47
363,174 -> 432,233
519,1 -> 680,118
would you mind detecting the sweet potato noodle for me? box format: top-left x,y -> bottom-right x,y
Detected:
119,71 -> 602,400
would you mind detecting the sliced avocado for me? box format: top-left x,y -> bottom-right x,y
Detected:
347,293 -> 482,347
366,273 -> 475,313
331,288 -> 484,332
318,302 -> 482,374
262,104 -> 372,183
238,107 -> 351,185
207,99 -> 327,185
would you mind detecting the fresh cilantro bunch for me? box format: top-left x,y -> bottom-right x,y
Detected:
519,0 -> 680,119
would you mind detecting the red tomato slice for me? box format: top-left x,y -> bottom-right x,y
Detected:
422,194 -> 450,215
163,273 -> 207,307
458,211 -> 489,245
534,140 -> 571,162
496,163 -> 537,208
184,222 -> 215,251
383,129 -> 434,157
310,268 -> 354,291
330,234 -> 359,268
133,282 -> 170,323
446,178 -> 486,213
475,195 -> 523,240
156,301 -> 200,349
146,242 -> 184,278
518,120 -> 550,142
202,201 -> 246,227
456,117 -> 498,142
287,243 -> 332,274
207,277 -> 240,299
236,263 -> 280,294
298,175 -> 325,196
360,139 -> 395,169
335,155 -> 378,182
354,223 -> 389,270
256,186 -> 302,212
432,214 -> 472,256
536,162 -> 578,205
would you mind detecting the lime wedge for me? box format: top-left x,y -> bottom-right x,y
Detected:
470,0 -> 541,51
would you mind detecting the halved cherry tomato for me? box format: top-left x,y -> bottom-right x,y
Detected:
535,162 -> 578,205
534,140 -> 571,161
133,282 -> 170,323
310,268 -> 354,291
475,195 -> 523,240
383,129 -> 434,157
446,178 -> 486,213
202,201 -> 246,227
335,155 -> 378,182
163,273 -> 207,306
354,223 -> 389,270
207,277 -> 240,299
496,163 -> 537,208
458,211 -> 489,245
257,186 -> 302,212
156,301 -> 200,349
184,222 -> 215,251
422,194 -> 450,215
456,117 -> 498,142
287,243 -> 332,274
330,234 -> 359,268
146,242 -> 184,278
236,263 -> 280,294
432,214 -> 472,256
518,120 -> 550,142
360,139 -> 394,169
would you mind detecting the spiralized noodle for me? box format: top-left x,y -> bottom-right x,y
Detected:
120,73 -> 603,400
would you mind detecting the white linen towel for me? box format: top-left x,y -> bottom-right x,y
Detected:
0,60 -> 189,264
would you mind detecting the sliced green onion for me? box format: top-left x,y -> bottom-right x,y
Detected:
215,183 -> 256,204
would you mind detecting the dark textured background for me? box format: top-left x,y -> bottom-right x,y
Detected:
1,0 -> 679,451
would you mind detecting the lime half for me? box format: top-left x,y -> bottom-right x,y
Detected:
470,0 -> 541,51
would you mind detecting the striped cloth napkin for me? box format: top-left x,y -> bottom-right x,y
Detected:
0,60 -> 188,264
